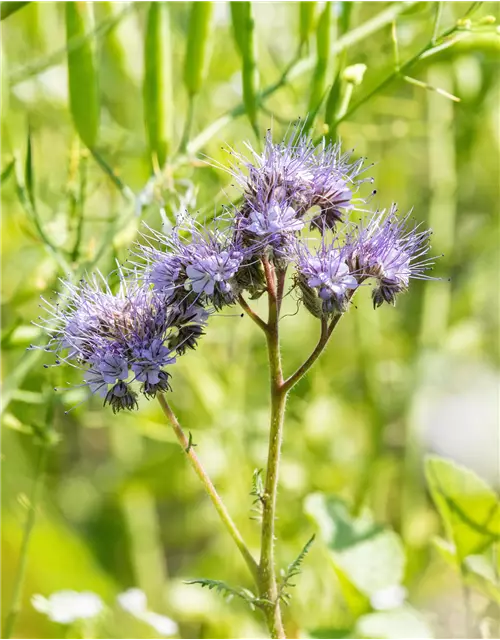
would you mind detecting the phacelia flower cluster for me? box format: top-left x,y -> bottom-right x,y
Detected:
35,273 -> 207,412
37,126 -> 436,413
140,219 -> 249,310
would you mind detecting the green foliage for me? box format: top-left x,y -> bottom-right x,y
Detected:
65,2 -> 100,149
298,2 -> 316,53
425,455 -> 500,561
250,468 -> 265,521
184,1 -> 213,97
305,1 -> 332,133
306,494 -> 405,614
0,1 -> 29,21
186,579 -> 266,611
143,1 -> 173,168
1,2 -> 499,638
278,534 -> 315,605
230,1 -> 259,135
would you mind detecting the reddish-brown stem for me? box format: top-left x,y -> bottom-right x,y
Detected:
276,267 -> 287,315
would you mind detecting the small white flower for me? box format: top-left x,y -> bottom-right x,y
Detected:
142,611 -> 178,636
32,590 -> 104,624
117,588 -> 178,637
117,588 -> 147,616
370,585 -> 408,611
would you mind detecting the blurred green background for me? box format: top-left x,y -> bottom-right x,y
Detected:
1,2 -> 499,638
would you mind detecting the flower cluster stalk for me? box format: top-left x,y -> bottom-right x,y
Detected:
35,124 -> 436,639
258,258 -> 287,638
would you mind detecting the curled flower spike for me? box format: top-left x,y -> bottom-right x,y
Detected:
34,272 -> 204,411
137,216 -> 249,310
295,240 -> 359,317
226,127 -> 371,256
237,198 -> 305,258
348,207 -> 436,308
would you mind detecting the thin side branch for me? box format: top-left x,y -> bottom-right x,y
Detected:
282,316 -> 330,393
238,294 -> 268,333
157,394 -> 259,585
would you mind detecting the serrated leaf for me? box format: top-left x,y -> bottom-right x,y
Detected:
185,578 -> 266,611
355,606 -> 433,639
305,494 -> 405,607
425,455 -> 500,561
279,535 -> 315,604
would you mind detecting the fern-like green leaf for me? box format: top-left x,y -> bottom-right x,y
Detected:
278,534 -> 316,604
250,468 -> 265,521
185,578 -> 266,611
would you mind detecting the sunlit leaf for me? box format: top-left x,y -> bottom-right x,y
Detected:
355,606 -> 433,639
425,455 -> 500,561
305,494 -> 405,605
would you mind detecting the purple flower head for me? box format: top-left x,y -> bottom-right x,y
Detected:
149,254 -> 183,300
227,129 -> 315,210
348,207 -> 435,307
296,241 -> 358,316
138,216 -> 247,310
36,272 -> 188,411
237,199 -> 305,257
131,338 -> 176,385
227,128 -> 371,240
304,141 -> 366,231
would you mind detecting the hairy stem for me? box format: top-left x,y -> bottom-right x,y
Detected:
259,257 -> 286,639
238,293 -> 268,333
283,314 -> 341,393
157,393 -> 259,585
3,444 -> 48,639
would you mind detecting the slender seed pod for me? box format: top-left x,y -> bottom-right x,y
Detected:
143,1 -> 173,169
65,2 -> 100,149
230,1 -> 259,136
304,1 -> 332,133
298,2 -> 316,54
339,1 -> 353,36
325,1 -> 354,132
0,1 -> 30,21
184,1 -> 213,97
96,2 -> 142,130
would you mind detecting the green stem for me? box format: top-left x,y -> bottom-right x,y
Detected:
332,17 -> 469,130
157,393 -> 259,585
3,444 -> 48,639
258,257 -> 286,639
283,314 -> 341,393
238,293 -> 268,334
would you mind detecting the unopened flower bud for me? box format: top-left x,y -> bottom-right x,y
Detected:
343,63 -> 367,86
